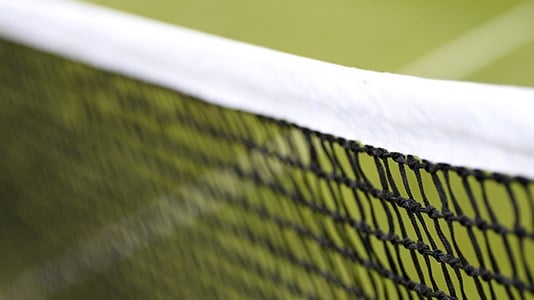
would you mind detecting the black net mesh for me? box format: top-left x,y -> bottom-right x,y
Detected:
1,39 -> 533,300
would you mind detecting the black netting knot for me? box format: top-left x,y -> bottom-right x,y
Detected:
475,218 -> 488,230
425,206 -> 441,219
370,147 -> 387,157
442,210 -> 455,222
455,167 -> 470,177
406,155 -> 421,170
515,227 -> 527,238
406,200 -> 422,212
402,239 -> 417,250
431,249 -> 447,263
390,152 -> 406,164
457,215 -> 475,227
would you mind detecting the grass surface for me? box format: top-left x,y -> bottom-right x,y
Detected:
2,1 -> 534,299
86,0 -> 534,86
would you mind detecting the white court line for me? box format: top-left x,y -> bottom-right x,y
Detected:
0,186 -> 222,300
399,1 -> 534,79
0,139 -> 286,299
1,1 -> 534,298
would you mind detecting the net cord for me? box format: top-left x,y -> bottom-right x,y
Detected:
1,0 -> 534,178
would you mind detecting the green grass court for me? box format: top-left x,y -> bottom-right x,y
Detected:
1,1 -> 534,299
89,0 -> 534,86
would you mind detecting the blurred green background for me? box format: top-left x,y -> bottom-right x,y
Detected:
88,0 -> 534,86
1,1 -> 534,300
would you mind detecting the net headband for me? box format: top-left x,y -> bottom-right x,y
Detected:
2,0 -> 534,178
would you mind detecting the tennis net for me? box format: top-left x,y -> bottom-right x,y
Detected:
1,1 -> 534,299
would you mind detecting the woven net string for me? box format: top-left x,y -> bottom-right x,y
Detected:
1,39 -> 533,299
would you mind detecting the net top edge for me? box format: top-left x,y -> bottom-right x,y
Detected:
1,0 -> 534,179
